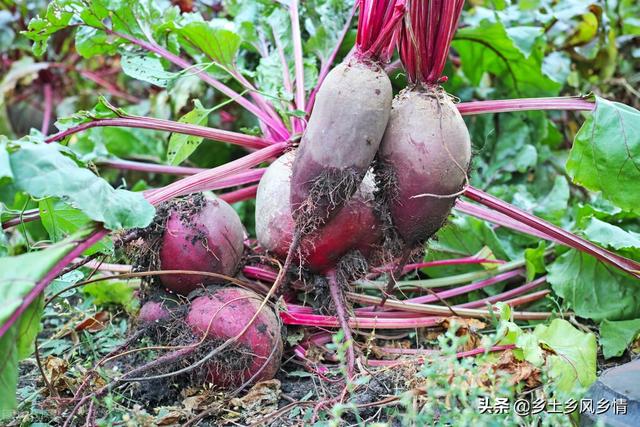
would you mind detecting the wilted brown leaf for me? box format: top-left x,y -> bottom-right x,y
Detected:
493,351 -> 542,389
229,379 -> 281,423
42,356 -> 76,396
74,311 -> 110,332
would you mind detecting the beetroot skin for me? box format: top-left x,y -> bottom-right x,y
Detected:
185,288 -> 283,388
290,61 -> 392,227
378,89 -> 471,246
256,152 -> 381,273
159,195 -> 244,295
138,301 -> 170,324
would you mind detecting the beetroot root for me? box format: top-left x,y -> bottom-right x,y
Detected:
290,61 -> 392,231
159,195 -> 245,295
256,152 -> 382,273
378,88 -> 471,248
185,288 -> 283,388
138,301 -> 170,324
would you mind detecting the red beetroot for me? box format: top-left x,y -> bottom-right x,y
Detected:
159,195 -> 244,295
378,89 -> 471,246
289,0 -> 403,232
376,0 -> 469,305
185,288 -> 282,388
256,152 -> 381,273
138,301 -> 170,324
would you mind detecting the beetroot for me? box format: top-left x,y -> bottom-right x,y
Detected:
138,301 -> 170,324
289,0 -> 403,233
290,61 -> 392,229
256,152 -> 381,273
159,194 -> 245,295
378,89 -> 471,247
185,288 -> 282,388
375,0 -> 469,304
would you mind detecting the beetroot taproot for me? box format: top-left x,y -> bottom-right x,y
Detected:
185,288 -> 282,388
378,89 -> 471,247
375,0 -> 469,305
290,61 -> 392,230
138,301 -> 170,324
289,0 -> 404,233
256,152 -> 381,273
159,195 -> 244,295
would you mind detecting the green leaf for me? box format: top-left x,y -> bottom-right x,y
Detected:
524,241 -> 546,282
75,26 -> 118,58
178,22 -> 241,67
533,175 -> 570,224
0,143 -> 12,185
580,217 -> 640,256
83,281 -> 139,314
0,239 -> 76,326
513,144 -> 538,172
0,236 -> 81,415
0,326 -> 18,417
505,26 -> 544,57
566,97 -> 640,214
39,198 -> 113,255
16,296 -> 44,360
167,100 -> 213,165
121,53 -> 180,88
542,51 -> 572,84
9,140 -> 154,230
599,319 -> 640,359
516,333 -> 545,367
425,215 -> 509,278
24,1 -> 74,57
534,319 -> 597,393
548,250 -> 640,322
453,20 -> 561,97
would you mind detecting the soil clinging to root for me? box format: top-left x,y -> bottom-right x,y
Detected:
117,297 -> 254,406
116,194 -> 208,290
293,167 -> 362,236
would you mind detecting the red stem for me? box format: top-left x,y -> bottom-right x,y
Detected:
503,289 -> 550,307
360,269 -> 524,310
372,256 -> 504,275
289,0 -> 306,113
2,209 -> 41,229
103,28 -> 290,140
242,266 -> 279,282
219,185 -> 258,204
356,0 -> 405,62
457,97 -> 595,116
455,200 -> 561,244
400,0 -> 464,84
326,269 -> 355,378
461,276 -> 548,309
98,159 -> 207,175
281,310 -> 443,329
145,142 -> 286,204
464,186 -> 640,279
0,228 -> 108,339
45,116 -> 273,150
41,84 -> 53,136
